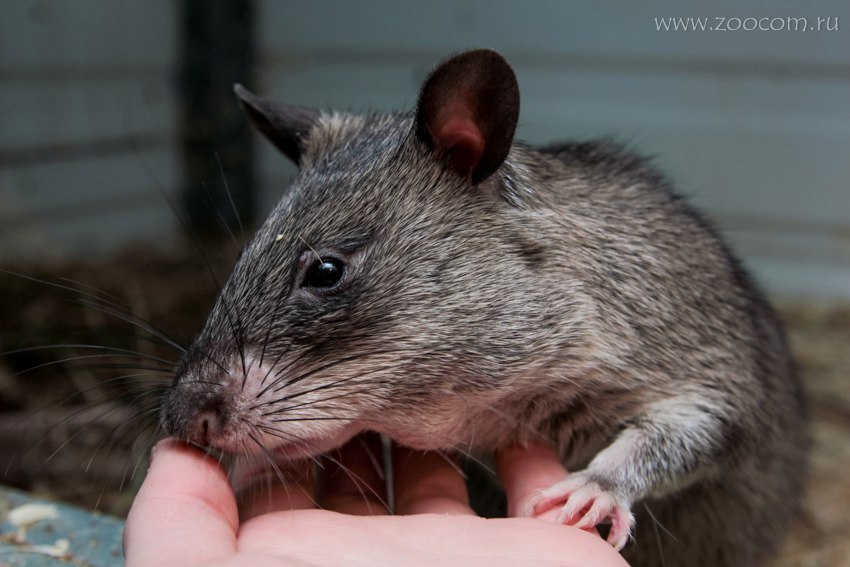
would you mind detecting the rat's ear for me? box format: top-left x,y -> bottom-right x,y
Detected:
234,84 -> 319,165
415,49 -> 520,184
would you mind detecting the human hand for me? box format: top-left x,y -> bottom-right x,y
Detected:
124,436 -> 628,566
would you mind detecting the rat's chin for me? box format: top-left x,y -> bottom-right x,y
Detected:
377,423 -> 465,452
268,425 -> 363,461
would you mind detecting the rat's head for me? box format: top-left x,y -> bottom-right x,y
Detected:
161,49 -> 567,460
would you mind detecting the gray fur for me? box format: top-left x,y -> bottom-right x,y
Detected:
161,52 -> 808,567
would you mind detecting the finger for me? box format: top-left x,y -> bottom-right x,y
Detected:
393,446 -> 475,515
233,455 -> 316,521
124,439 -> 237,567
497,442 -> 569,520
320,432 -> 391,515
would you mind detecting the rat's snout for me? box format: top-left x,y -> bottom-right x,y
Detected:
159,345 -> 369,458
158,340 -> 250,451
159,351 -> 313,455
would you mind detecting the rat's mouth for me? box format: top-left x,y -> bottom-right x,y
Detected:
227,426 -> 364,491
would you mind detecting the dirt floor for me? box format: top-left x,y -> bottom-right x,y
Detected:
774,303 -> 850,567
0,244 -> 848,565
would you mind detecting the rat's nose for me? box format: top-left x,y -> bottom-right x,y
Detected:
164,402 -> 226,448
190,409 -> 222,447
160,381 -> 228,448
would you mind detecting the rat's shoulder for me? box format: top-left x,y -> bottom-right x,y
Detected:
501,139 -> 678,213
535,139 -> 669,189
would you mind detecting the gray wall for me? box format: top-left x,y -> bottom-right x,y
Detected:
2,1 -> 848,299
0,0 -> 179,257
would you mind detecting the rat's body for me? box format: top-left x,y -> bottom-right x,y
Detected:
161,50 -> 808,566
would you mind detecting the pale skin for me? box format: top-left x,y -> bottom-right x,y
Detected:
124,437 -> 628,566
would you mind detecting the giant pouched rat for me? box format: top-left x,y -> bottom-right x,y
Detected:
160,49 -> 808,566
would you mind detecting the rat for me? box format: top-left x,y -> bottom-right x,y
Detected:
160,49 -> 808,566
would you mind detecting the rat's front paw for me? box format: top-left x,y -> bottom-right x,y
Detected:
524,473 -> 634,551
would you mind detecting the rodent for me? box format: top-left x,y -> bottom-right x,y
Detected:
160,49 -> 808,566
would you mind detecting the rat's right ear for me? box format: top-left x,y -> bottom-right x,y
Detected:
234,84 -> 319,165
415,49 -> 520,184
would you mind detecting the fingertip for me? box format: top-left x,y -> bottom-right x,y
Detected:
234,457 -> 317,520
150,439 -> 238,527
392,447 -> 475,516
496,443 -> 568,519
320,433 -> 390,516
124,438 -> 237,566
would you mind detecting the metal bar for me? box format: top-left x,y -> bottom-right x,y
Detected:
178,0 -> 256,235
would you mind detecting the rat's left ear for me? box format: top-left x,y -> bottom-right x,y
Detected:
234,84 -> 319,166
415,49 -> 520,184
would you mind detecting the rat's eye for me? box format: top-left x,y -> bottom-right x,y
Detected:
302,257 -> 346,289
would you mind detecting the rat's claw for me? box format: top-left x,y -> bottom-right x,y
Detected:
522,491 -> 548,517
569,488 -> 616,529
522,489 -> 555,517
605,503 -> 634,551
555,484 -> 601,525
523,473 -> 588,517
526,473 -> 634,551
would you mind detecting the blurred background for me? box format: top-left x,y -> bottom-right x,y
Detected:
0,1 -> 847,565
1,0 -> 848,296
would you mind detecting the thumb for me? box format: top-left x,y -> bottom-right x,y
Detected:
124,439 -> 238,566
